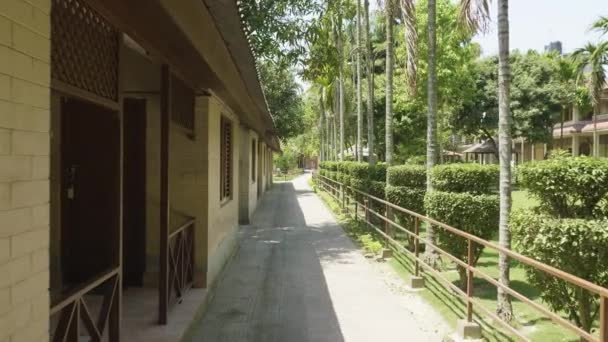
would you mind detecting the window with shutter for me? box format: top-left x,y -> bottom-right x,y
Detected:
220,116 -> 233,202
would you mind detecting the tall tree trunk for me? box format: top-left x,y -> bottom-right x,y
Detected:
496,0 -> 513,321
338,25 -> 345,161
593,103 -> 599,157
364,0 -> 375,165
424,0 -> 439,265
319,89 -> 326,162
385,0 -> 394,165
357,0 -> 363,162
333,114 -> 338,161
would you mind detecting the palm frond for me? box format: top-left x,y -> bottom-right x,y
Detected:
400,0 -> 418,96
459,0 -> 491,34
590,16 -> 608,35
570,42 -> 608,106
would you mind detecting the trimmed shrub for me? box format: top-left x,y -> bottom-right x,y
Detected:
370,163 -> 387,182
387,165 -> 426,188
431,164 -> 498,195
346,162 -> 371,179
385,165 -> 427,247
425,191 -> 499,288
512,211 -> 608,332
518,156 -> 608,218
385,186 -> 426,215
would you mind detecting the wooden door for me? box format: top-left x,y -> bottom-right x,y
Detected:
60,97 -> 121,286
123,98 -> 147,286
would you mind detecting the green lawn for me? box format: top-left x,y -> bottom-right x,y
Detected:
512,190 -> 539,211
314,185 -> 594,342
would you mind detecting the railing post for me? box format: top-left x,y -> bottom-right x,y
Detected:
364,199 -> 369,229
414,217 -> 420,277
601,295 -> 608,342
467,238 -> 474,323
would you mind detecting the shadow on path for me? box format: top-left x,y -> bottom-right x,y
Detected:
186,180 -> 346,342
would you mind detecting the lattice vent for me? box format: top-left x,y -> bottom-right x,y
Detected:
51,0 -> 120,101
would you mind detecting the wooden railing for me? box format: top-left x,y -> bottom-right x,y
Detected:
50,267 -> 120,342
314,174 -> 608,342
164,219 -> 195,311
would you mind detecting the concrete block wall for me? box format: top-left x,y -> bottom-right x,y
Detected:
238,126 -> 258,224
0,1 -> 51,341
198,95 -> 241,287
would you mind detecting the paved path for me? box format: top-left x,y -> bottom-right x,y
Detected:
187,174 -> 449,342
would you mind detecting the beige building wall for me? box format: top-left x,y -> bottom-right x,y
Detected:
238,126 -> 258,224
257,141 -> 267,196
0,1 -> 52,341
198,95 -> 242,287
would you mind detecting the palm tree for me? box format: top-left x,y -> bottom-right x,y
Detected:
364,0 -> 375,165
400,0 -> 417,97
591,16 -> 608,35
356,0 -> 364,162
572,42 -> 608,158
385,0 -> 395,165
495,0 -> 514,321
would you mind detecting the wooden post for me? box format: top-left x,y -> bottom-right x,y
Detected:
159,64 -> 171,325
601,296 -> 608,342
364,199 -> 369,229
414,218 -> 420,277
466,239 -> 474,322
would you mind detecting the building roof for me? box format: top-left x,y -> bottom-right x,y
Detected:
463,140 -> 497,154
202,0 -> 279,151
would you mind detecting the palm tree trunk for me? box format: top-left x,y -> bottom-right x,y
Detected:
365,0 -> 375,165
319,89 -> 326,162
593,105 -> 599,157
338,25 -> 345,161
496,0 -> 513,321
424,0 -> 439,265
357,0 -> 363,162
385,0 -> 394,165
333,114 -> 338,161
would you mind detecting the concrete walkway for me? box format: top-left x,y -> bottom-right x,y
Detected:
186,174 -> 449,342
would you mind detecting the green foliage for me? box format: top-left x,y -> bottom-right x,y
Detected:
259,62 -> 305,141
387,165 -> 426,188
512,211 -> 608,332
358,234 -> 383,255
386,186 -> 426,215
451,51 -> 570,144
240,0 -> 322,66
275,153 -> 296,172
431,164 -> 498,195
425,191 -> 499,288
518,156 -> 608,218
370,163 -> 387,182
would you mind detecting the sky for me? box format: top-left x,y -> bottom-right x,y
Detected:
473,0 -> 605,56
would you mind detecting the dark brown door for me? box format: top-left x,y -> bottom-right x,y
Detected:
61,97 -> 121,286
123,98 -> 147,286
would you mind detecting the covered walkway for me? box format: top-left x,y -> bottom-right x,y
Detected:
186,174 -> 449,341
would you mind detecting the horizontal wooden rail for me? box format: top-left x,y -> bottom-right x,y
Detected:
314,173 -> 608,342
50,267 -> 120,342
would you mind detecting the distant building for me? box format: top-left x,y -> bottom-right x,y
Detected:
544,41 -> 563,55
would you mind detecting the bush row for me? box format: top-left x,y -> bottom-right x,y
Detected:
513,155 -> 608,332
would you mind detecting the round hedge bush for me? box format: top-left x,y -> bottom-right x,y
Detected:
431,164 -> 498,194
425,191 -> 499,288
386,165 -> 426,188
511,210 -> 608,332
518,156 -> 608,218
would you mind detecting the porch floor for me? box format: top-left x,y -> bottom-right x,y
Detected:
122,286 -> 207,342
185,174 -> 449,342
